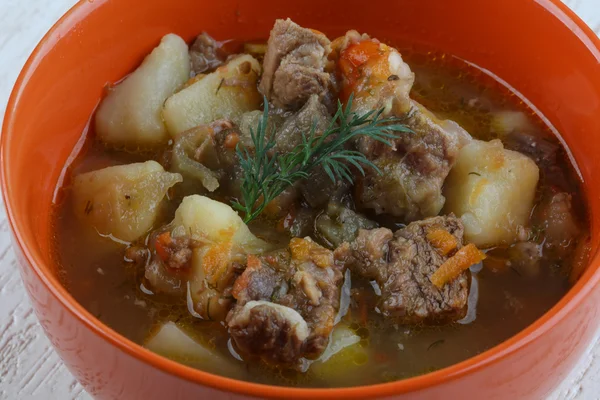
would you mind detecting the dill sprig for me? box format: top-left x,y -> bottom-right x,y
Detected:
231,95 -> 412,223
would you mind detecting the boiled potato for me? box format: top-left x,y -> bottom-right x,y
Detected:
490,110 -> 534,136
310,325 -> 364,379
163,55 -> 262,137
145,322 -> 243,379
73,161 -> 182,242
96,34 -> 190,148
172,195 -> 269,252
443,139 -> 539,247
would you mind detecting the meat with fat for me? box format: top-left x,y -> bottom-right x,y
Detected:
227,237 -> 344,367
259,19 -> 334,110
335,215 -> 470,324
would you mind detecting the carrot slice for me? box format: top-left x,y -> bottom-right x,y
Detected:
430,244 -> 486,288
154,232 -> 172,262
232,254 -> 261,300
202,240 -> 233,286
427,229 -> 458,256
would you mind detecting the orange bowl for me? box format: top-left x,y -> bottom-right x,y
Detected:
2,0 -> 600,398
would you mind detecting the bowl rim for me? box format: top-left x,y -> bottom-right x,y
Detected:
2,0 -> 600,398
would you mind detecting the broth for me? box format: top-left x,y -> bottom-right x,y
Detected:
53,39 -> 588,387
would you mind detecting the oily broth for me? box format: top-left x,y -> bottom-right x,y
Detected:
53,47 -> 587,387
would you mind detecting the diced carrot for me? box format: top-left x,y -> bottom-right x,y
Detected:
430,244 -> 486,288
223,132 -> 240,149
338,39 -> 386,101
154,232 -> 172,262
202,240 -> 233,286
232,254 -> 261,300
426,229 -> 458,256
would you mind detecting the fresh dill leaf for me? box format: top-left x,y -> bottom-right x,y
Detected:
231,95 -> 412,223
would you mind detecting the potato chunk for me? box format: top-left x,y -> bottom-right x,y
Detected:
145,322 -> 243,378
310,325 -> 364,380
96,34 -> 190,148
443,139 -> 539,247
170,195 -> 269,320
172,195 -> 268,252
163,55 -> 262,137
73,161 -> 182,242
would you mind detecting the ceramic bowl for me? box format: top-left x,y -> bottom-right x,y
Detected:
3,0 -> 600,398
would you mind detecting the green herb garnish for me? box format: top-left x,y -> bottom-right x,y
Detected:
231,95 -> 412,223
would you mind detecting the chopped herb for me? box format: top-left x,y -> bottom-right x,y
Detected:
216,78 -> 225,94
84,200 -> 93,215
388,74 -> 399,81
206,297 -> 213,321
469,172 -> 481,177
231,94 -> 412,223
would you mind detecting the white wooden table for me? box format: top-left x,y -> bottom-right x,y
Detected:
0,1 -> 599,399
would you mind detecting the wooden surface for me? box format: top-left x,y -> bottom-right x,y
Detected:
0,1 -> 599,399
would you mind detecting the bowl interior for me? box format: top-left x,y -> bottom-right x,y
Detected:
3,0 -> 600,396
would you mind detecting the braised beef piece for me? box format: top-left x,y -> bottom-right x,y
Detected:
274,94 -> 330,153
227,237 -> 344,367
260,19 -> 334,110
190,33 -> 227,75
503,131 -> 559,167
157,234 -> 195,270
333,30 -> 470,221
300,168 -> 349,209
227,300 -> 309,365
355,104 -> 469,222
271,94 -> 347,208
143,226 -> 247,321
335,215 -> 470,324
144,231 -> 198,296
536,191 -> 581,259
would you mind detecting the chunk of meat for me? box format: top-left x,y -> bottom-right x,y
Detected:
300,168 -> 349,209
189,33 -> 227,75
227,301 -> 309,365
227,238 -> 344,367
536,192 -> 581,256
143,224 -> 245,321
273,94 -> 341,208
260,19 -> 334,110
334,32 -> 414,116
274,94 -> 331,153
153,232 -> 195,270
503,131 -> 559,168
356,102 -> 468,220
335,215 -> 470,324
144,230 -> 198,296
335,33 -> 470,221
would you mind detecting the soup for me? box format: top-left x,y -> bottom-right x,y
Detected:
53,19 -> 590,387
